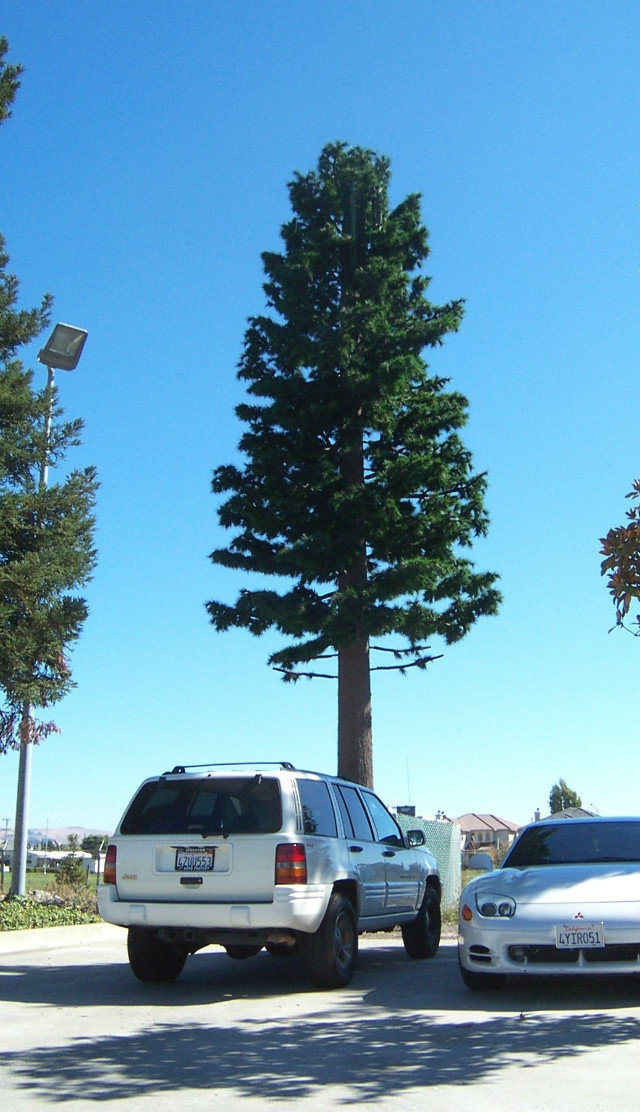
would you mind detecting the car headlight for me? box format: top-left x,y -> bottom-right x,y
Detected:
475,893 -> 516,918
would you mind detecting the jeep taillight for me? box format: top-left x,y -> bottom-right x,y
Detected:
103,844 -> 117,885
275,843 -> 307,884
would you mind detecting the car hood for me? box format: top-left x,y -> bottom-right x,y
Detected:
470,863 -> 640,904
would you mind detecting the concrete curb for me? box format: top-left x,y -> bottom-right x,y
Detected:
0,921 -> 125,955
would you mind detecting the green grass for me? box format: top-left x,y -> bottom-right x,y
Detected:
1,867 -> 100,893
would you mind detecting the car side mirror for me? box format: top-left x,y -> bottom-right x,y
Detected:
406,829 -> 426,848
468,852 -> 493,872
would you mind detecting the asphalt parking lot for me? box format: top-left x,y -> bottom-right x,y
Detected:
2,926 -> 640,1111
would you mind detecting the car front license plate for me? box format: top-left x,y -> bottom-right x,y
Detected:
175,846 -> 215,872
555,922 -> 604,949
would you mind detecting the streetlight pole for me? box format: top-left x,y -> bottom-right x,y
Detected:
1,817 -> 8,891
9,324 -> 87,897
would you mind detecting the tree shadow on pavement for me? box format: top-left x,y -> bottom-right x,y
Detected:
6,999 -> 640,1104
4,941 -> 640,1103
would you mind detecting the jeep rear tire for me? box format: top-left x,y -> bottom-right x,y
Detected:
300,893 -> 358,988
127,927 -> 188,983
401,886 -> 441,959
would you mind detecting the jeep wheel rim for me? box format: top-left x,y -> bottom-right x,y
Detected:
334,910 -> 355,972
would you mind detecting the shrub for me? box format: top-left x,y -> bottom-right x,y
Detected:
56,854 -> 88,889
0,891 -> 99,930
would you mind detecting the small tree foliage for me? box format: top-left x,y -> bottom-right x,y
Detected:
209,142 -> 500,785
549,779 -> 583,814
81,834 -> 106,859
56,853 -> 87,890
600,479 -> 640,635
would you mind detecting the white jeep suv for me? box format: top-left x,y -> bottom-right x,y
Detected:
98,762 -> 441,988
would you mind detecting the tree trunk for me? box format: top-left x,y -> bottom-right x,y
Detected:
338,637 -> 373,787
336,394 -> 373,785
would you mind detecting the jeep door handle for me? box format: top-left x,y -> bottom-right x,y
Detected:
382,850 -> 395,858
349,845 -> 363,853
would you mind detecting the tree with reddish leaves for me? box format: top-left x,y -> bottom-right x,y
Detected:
601,479 -> 640,635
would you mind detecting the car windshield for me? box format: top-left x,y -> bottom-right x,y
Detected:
503,821 -> 640,868
120,775 -> 282,835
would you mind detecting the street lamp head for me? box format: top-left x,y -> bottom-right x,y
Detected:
37,322 -> 88,372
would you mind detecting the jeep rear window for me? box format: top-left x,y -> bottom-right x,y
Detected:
120,776 -> 282,835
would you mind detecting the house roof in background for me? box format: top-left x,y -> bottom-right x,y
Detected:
455,813 -> 520,834
544,807 -> 596,820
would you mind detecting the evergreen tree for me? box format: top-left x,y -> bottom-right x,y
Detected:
209,142 -> 500,786
0,38 -> 98,753
0,35 -> 20,126
549,779 -> 583,814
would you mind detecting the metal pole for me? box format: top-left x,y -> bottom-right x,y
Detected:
10,366 -> 55,897
1,816 -> 8,891
39,366 -> 55,489
10,705 -> 32,895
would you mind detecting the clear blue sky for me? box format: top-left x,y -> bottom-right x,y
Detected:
1,1 -> 638,835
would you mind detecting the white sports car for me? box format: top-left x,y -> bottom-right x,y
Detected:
458,816 -> 640,989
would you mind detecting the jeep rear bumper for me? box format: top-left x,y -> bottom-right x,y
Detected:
98,882 -> 331,935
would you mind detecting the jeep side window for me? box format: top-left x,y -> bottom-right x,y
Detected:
337,785 -> 374,841
296,779 -> 338,837
362,791 -> 404,847
334,787 -> 354,837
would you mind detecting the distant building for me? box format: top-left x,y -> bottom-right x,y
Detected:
455,812 -> 520,864
1,826 -> 109,869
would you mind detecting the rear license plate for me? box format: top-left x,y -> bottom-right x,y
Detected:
555,922 -> 604,948
175,846 -> 215,872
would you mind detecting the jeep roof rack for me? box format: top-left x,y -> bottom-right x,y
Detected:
161,761 -> 296,776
